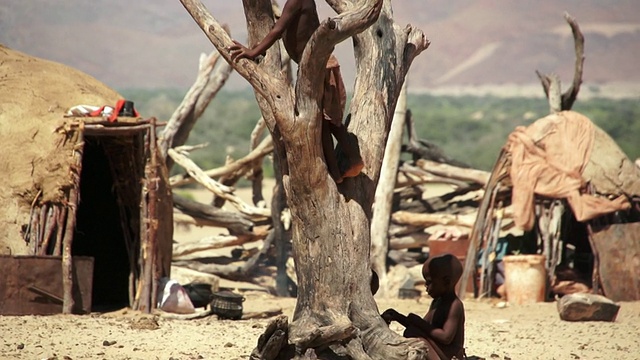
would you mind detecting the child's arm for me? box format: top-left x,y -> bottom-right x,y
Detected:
381,308 -> 410,327
230,0 -> 302,61
406,300 -> 464,345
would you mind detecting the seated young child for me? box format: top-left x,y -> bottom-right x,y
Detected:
382,254 -> 466,360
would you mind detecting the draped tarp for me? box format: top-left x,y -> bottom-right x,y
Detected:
507,111 -> 631,231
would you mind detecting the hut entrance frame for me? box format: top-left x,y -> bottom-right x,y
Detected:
15,118 -> 172,314
72,133 -> 146,311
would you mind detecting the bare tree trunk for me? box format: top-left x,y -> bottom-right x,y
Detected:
370,80 -> 407,298
158,49 -> 232,170
179,0 -> 429,357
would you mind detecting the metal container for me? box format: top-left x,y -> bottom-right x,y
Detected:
210,291 -> 245,320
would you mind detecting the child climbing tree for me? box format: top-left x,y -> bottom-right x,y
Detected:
179,0 -> 430,358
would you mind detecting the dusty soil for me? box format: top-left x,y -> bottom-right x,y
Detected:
4,181 -> 638,360
1,295 -> 639,360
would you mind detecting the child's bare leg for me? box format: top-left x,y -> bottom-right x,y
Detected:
329,122 -> 363,178
323,120 -> 343,183
425,337 -> 456,360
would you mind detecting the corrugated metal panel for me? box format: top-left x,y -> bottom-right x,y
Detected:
591,223 -> 640,301
0,256 -> 93,315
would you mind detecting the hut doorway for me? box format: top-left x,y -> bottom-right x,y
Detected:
558,210 -> 592,287
72,135 -> 143,311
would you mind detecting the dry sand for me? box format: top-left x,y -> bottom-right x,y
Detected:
1,294 -> 639,359
4,177 -> 640,359
3,184 -> 638,360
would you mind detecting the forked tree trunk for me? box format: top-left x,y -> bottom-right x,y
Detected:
179,0 -> 429,358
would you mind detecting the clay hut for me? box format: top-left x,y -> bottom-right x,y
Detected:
461,110 -> 640,302
0,45 -> 173,314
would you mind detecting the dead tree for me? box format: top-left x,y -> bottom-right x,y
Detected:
180,0 -> 429,358
535,12 -> 584,113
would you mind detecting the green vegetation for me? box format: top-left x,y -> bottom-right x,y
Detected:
120,88 -> 640,172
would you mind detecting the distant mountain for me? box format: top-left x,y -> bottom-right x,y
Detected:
2,0 -> 639,94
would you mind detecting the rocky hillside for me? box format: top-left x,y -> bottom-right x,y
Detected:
2,0 -> 639,91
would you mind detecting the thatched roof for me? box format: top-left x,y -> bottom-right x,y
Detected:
0,45 -> 121,255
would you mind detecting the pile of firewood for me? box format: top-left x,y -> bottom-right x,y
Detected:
165,132 -> 513,294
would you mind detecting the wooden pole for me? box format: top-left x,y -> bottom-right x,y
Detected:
40,205 -> 56,255
148,118 -> 160,312
62,131 -> 84,314
53,207 -> 66,256
458,151 -> 509,299
371,80 -> 407,298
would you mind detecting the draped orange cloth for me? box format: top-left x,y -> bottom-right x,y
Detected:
507,111 -> 630,231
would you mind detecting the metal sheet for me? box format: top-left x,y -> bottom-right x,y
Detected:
591,223 -> 640,301
0,256 -> 94,315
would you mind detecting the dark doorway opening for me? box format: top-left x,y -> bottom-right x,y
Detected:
73,136 -> 132,311
559,210 -> 593,288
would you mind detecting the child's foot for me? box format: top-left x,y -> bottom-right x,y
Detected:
342,160 -> 364,178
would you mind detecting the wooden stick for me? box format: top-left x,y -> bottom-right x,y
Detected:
62,131 -> 84,314
134,131 -> 152,311
172,193 -> 255,234
40,205 -> 56,255
415,159 -> 490,186
392,211 -> 476,228
242,229 -> 275,274
173,234 -> 261,259
458,150 -> 510,299
248,117 -> 267,207
150,119 -> 161,312
36,204 -> 47,253
170,135 -> 274,187
586,224 -> 601,295
53,207 -> 66,256
168,148 -> 271,219
82,126 -> 150,136
477,180 -> 501,298
29,207 -> 39,254
171,260 -> 261,282
547,74 -> 562,113
372,82 -> 407,298
389,232 -> 430,250
397,162 -> 470,188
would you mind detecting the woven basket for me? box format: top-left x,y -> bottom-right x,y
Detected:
210,291 -> 245,320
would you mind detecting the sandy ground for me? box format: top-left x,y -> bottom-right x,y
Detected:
1,295 -> 639,360
3,184 -> 640,360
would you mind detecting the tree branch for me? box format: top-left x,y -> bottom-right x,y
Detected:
179,0 -> 284,105
168,148 -> 271,220
169,136 -> 273,187
535,12 -> 584,111
561,12 -> 584,111
296,0 -> 383,126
